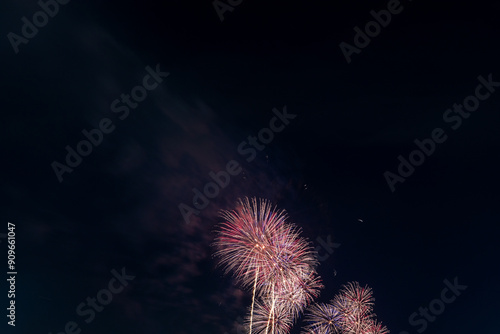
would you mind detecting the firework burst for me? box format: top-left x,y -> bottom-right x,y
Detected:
332,281 -> 374,334
213,198 -> 390,334
272,270 -> 323,320
213,197 -> 322,334
246,299 -> 294,334
330,282 -> 389,334
301,303 -> 343,334
364,319 -> 390,334
213,198 -> 318,293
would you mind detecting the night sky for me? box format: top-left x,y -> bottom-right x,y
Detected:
1,0 -> 499,333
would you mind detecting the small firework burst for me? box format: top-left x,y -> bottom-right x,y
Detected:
302,303 -> 343,334
248,300 -> 294,334
365,319 -> 390,334
332,281 -> 374,333
333,282 -> 374,317
331,282 -> 388,334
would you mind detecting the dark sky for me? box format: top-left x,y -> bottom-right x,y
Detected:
1,0 -> 499,333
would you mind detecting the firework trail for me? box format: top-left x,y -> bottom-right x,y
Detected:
249,267 -> 259,333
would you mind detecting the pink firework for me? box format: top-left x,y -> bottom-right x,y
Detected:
332,281 -> 373,333
333,282 -> 374,316
213,197 -> 322,334
331,282 -> 388,334
213,198 -> 389,334
247,299 -> 294,334
364,319 -> 390,334
272,270 -> 323,320
213,197 -> 318,293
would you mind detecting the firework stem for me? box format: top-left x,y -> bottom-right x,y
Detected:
248,268 -> 259,334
